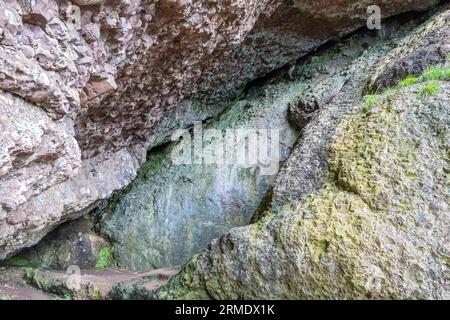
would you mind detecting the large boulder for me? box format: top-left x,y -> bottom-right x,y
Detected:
154,10 -> 450,299
0,0 -> 441,258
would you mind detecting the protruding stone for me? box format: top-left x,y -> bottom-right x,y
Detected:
81,74 -> 118,102
20,1 -> 58,27
81,23 -> 100,43
0,8 -> 21,35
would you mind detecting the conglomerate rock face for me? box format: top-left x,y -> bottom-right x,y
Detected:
0,0 -> 442,260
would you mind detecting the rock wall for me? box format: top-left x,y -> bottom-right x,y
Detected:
0,0 -> 442,259
154,8 -> 450,299
0,3 -> 447,301
95,78 -> 300,271
2,215 -> 110,270
272,5 -> 450,207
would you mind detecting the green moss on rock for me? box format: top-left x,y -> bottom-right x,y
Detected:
2,257 -> 31,268
95,246 -> 117,269
24,269 -> 74,300
95,79 -> 301,271
155,80 -> 449,300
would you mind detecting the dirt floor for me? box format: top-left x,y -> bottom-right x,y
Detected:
0,267 -> 179,300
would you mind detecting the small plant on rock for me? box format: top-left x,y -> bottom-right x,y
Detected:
362,95 -> 379,113
421,66 -> 450,81
95,246 -> 117,269
418,81 -> 441,97
399,75 -> 419,87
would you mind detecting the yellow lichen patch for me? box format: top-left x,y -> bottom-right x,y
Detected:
277,184 -> 382,298
328,86 -> 445,213
156,52 -> 450,301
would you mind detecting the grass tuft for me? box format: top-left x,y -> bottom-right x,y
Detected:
421,66 -> 450,81
362,95 -> 379,113
95,246 -> 117,269
399,75 -> 419,87
418,81 -> 441,97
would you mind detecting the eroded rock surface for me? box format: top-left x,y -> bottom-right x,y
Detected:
154,10 -> 450,300
95,79 -> 299,271
0,0 -> 440,259
92,12 -> 402,271
0,92 -> 81,213
1,215 -> 110,270
273,7 -> 450,208
156,79 -> 450,300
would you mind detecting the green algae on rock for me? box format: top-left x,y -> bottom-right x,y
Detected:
273,6 -> 449,208
94,81 -> 301,271
95,246 -> 118,269
154,77 -> 449,300
0,216 -> 110,271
